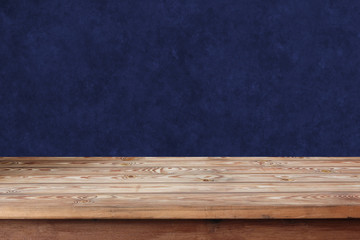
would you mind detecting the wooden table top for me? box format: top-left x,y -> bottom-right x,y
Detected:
0,157 -> 359,219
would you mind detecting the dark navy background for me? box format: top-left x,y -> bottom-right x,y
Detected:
1,0 -> 360,156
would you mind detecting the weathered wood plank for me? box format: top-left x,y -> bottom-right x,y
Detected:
1,182 -> 359,194
1,219 -> 360,240
0,204 -> 359,219
2,192 -> 359,206
0,157 -> 359,219
1,173 -> 359,183
0,192 -> 360,219
1,159 -> 360,167
2,166 -> 360,175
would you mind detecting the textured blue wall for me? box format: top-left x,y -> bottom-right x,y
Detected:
1,0 -> 360,156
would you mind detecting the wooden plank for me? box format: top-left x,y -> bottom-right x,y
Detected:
1,192 -> 359,207
0,193 -> 360,219
0,157 -> 359,219
2,158 -> 360,167
1,182 -> 359,194
1,219 -> 360,240
1,205 -> 359,219
2,166 -> 360,174
1,173 -> 359,183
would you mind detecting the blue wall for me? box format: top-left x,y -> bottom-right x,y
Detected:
1,0 -> 360,156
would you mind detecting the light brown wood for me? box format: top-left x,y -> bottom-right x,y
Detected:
1,219 -> 360,240
0,157 -> 359,219
1,182 -> 360,193
2,157 -> 360,167
1,173 -> 359,183
3,166 -> 360,174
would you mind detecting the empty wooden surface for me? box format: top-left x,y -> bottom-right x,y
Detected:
1,219 -> 360,240
0,157 -> 360,219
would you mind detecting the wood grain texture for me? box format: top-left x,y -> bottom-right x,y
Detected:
0,157 -> 359,219
1,219 -> 360,240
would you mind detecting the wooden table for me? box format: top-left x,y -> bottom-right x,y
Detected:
0,157 -> 359,239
